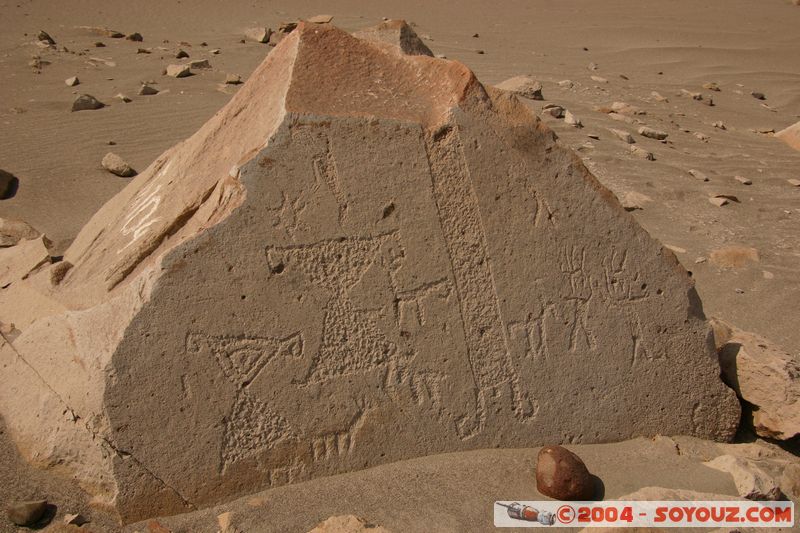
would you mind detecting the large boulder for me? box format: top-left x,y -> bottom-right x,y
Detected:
776,120 -> 800,151
711,318 -> 800,440
0,23 -> 739,523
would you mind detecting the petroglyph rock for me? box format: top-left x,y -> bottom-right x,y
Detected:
0,23 -> 739,523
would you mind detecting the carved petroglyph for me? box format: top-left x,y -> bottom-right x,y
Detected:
266,233 -> 398,384
186,333 -> 303,470
310,403 -> 370,463
291,126 -> 349,227
117,161 -> 170,254
425,126 -> 536,424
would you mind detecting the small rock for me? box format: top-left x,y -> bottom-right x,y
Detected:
536,445 -> 595,500
609,128 -> 634,144
210,48 -> 221,55
137,47 -> 151,54
709,196 -> 729,207
475,49 -> 485,54
712,121 -> 726,130
115,93 -> 132,103
651,91 -> 668,102
734,176 -> 752,185
245,27 -> 272,44
703,82 -> 721,91
704,455 -> 780,500
189,59 -> 211,69
65,76 -> 80,87
126,32 -> 144,42
494,76 -> 543,100
307,15 -> 334,24
629,145 -> 654,160
610,101 -> 644,115
71,94 -> 104,112
7,500 -> 48,527
94,41 -> 106,47
558,80 -> 574,88
37,30 -> 55,45
787,178 -> 800,187
564,111 -> 582,128
64,513 -> 88,526
620,191 -> 652,211
138,84 -> 158,96
688,169 -> 709,181
225,74 -> 242,85
752,127 -> 775,134
680,89 -> 703,100
734,288 -> 745,294
588,62 -> 598,71
0,217 -> 40,247
694,132 -> 710,142
543,104 -> 564,118
165,64 -> 191,78
701,97 -> 715,107
751,91 -> 766,100
695,257 -> 707,264
608,112 -> 634,124
590,75 -> 608,84
307,515 -> 391,533
175,49 -> 189,59
637,126 -> 668,140
102,153 -> 136,177
587,133 -> 600,140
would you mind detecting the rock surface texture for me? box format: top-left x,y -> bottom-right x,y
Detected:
776,120 -> 800,151
0,23 -> 739,523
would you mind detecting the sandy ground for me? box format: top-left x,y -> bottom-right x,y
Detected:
1,0 -> 799,531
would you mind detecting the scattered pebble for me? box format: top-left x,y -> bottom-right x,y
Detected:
175,49 -> 189,59
703,82 -> 721,91
638,126 -> 668,140
189,59 -> 211,69
688,169 -> 710,181
494,76 -> 543,100
609,128 -> 635,144
126,32 -> 144,42
307,14 -> 334,24
138,84 -> 158,96
735,288 -> 745,294
587,133 -> 600,140
608,112 -> 634,124
543,104 -> 564,118
165,64 -> 191,78
137,48 -> 152,54
751,91 -> 766,100
712,121 -> 726,130
225,73 -> 242,85
787,179 -> 800,187
245,27 -> 272,44
630,145 -> 654,160
94,41 -> 106,47
7,500 -> 48,527
695,257 -> 707,264
115,93 -> 132,103
37,30 -> 56,45
752,127 -> 775,134
590,75 -> 608,84
475,49 -> 485,54
588,62 -> 598,71
536,446 -> 595,500
102,153 -> 136,177
71,94 -> 104,112
64,513 -> 88,526
558,80 -> 574,88
64,76 -> 80,87
620,191 -> 652,211
735,176 -> 752,185
681,89 -> 703,100
210,48 -> 221,55
651,91 -> 669,102
564,110 -> 582,128
709,196 -> 729,207
694,132 -> 710,142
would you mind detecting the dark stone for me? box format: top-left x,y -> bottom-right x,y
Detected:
7,500 -> 47,526
0,169 -> 19,199
536,445 -> 595,500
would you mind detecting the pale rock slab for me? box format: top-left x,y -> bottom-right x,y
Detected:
704,455 -> 781,500
494,76 -> 543,100
353,20 -> 433,57
712,319 -> 800,440
0,23 -> 739,523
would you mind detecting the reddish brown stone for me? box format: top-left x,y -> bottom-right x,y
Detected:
536,446 -> 595,500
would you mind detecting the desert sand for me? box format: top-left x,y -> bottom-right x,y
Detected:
1,1 -> 799,532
